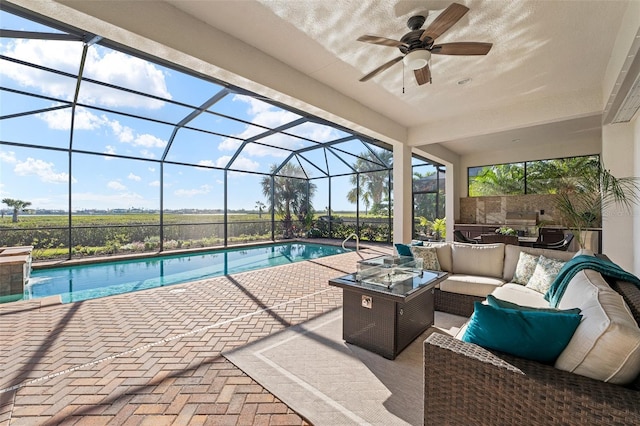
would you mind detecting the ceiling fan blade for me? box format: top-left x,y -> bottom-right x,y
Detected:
420,3 -> 469,41
359,56 -> 403,82
432,42 -> 493,55
414,65 -> 431,86
357,34 -> 407,48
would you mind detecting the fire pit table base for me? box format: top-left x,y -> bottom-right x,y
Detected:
342,284 -> 435,360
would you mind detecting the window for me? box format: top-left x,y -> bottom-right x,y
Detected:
413,159 -> 446,239
468,155 -> 599,197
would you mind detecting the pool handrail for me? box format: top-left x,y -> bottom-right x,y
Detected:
342,233 -> 360,252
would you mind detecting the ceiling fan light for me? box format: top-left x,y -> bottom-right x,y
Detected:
403,49 -> 431,70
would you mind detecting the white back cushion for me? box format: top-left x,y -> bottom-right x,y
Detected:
423,242 -> 453,272
451,243 -> 505,279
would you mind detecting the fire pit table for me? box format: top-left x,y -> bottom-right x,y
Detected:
329,256 -> 448,359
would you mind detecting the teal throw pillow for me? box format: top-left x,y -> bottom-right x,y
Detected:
395,243 -> 413,257
486,295 -> 581,315
461,302 -> 582,363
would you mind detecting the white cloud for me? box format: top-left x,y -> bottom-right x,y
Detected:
134,133 -> 165,148
194,160 -> 221,172
148,167 -> 156,173
228,156 -> 260,171
0,39 -> 171,109
14,157 -> 76,184
0,150 -> 17,164
107,180 -> 127,191
38,105 -> 105,131
138,149 -> 156,159
238,95 -> 278,117
218,137 -> 243,152
149,180 -> 160,187
128,173 -> 141,181
174,184 -> 212,197
215,156 -> 232,168
213,155 -> 260,177
37,107 -> 167,156
289,121 -> 342,142
217,95 -> 301,157
0,39 -> 80,100
107,119 -> 134,143
82,48 -> 171,108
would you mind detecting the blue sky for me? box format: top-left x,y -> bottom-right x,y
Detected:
0,10 -> 395,213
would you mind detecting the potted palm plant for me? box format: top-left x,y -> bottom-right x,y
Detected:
554,160 -> 640,248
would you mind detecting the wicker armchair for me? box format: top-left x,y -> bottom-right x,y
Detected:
424,278 -> 640,425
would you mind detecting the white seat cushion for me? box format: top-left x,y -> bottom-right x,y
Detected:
439,274 -> 505,298
490,283 -> 550,308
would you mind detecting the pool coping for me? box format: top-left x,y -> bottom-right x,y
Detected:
30,238 -> 368,270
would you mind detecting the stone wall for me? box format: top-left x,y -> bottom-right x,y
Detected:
459,194 -> 562,225
0,246 -> 33,300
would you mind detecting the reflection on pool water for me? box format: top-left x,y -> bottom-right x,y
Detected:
25,242 -> 347,303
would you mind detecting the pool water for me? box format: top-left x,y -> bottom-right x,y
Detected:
25,243 -> 347,303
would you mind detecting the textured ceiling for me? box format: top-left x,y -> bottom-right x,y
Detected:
19,0 -> 634,156
165,0 -> 629,154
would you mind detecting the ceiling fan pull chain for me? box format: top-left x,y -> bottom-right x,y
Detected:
402,61 -> 405,94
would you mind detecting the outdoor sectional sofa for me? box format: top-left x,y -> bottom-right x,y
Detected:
410,242 -> 640,424
424,242 -> 576,317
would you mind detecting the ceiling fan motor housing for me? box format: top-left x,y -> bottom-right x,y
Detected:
407,15 -> 426,30
399,16 -> 434,55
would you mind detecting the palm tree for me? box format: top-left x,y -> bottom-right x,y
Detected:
361,192 -> 371,215
261,164 -> 316,237
255,201 -> 266,218
527,156 -> 598,194
2,198 -> 32,223
347,149 -> 392,215
413,169 -> 445,221
469,163 -> 524,196
554,160 -> 640,248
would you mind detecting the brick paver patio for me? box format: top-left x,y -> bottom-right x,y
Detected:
0,243 -> 392,425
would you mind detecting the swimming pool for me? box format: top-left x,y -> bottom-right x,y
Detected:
24,242 -> 348,303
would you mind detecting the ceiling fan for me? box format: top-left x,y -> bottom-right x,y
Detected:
357,2 -> 492,86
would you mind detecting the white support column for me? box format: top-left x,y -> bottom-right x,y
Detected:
393,143 -> 413,244
602,121 -> 638,273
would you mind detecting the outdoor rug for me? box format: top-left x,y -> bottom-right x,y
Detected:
223,308 -> 467,425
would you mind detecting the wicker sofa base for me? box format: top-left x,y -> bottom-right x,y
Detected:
424,277 -> 640,425
424,331 -> 640,425
434,288 -> 483,317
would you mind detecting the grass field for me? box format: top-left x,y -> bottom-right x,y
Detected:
1,211 -> 391,260
0,211 -> 382,228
